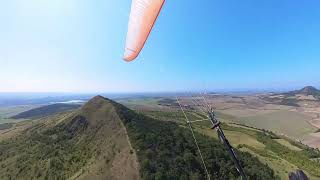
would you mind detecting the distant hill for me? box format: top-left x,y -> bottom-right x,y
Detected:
0,96 -> 277,179
292,86 -> 320,96
11,103 -> 81,119
262,86 -> 320,107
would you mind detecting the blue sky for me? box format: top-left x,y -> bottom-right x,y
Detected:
1,0 -> 320,93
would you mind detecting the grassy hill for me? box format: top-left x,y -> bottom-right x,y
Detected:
0,96 -> 277,180
11,103 -> 81,119
0,96 -> 139,180
263,86 -> 320,107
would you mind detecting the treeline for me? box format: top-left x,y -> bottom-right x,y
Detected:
220,121 -> 320,178
256,132 -> 320,177
113,102 -> 278,180
0,114 -> 93,179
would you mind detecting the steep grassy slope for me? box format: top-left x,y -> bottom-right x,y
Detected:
11,103 -> 81,119
0,96 -> 139,180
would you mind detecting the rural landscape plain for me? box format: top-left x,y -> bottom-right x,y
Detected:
0,86 -> 320,179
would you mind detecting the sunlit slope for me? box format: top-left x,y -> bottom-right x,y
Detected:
0,96 -> 140,180
11,103 -> 81,119
234,110 -> 318,138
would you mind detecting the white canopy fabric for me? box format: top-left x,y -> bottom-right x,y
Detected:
123,0 -> 165,61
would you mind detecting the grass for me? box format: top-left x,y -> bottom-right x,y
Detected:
0,105 -> 39,118
114,101 -> 278,180
274,139 -> 302,151
143,110 -> 206,125
0,118 -> 27,124
11,103 -> 81,119
200,128 -> 265,150
234,110 -> 317,139
140,109 -> 320,179
1,96 -> 319,179
0,123 -> 13,130
0,97 -> 140,180
239,147 -> 298,180
117,97 -> 161,106
0,105 -> 39,125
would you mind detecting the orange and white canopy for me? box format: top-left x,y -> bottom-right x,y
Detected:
123,0 -> 165,61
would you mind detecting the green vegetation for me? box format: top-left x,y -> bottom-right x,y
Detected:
157,98 -> 179,106
11,103 -> 81,119
0,115 -> 93,179
113,102 -> 278,180
214,123 -> 320,178
234,110 -> 317,138
0,123 -> 13,130
256,132 -> 320,176
143,110 -> 205,124
274,139 -> 302,151
143,109 -> 320,179
0,105 -> 38,124
1,96 -> 319,179
279,98 -> 300,107
261,86 -> 320,107
0,105 -> 39,119
0,96 -> 133,179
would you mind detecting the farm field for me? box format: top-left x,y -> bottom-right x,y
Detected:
117,93 -> 320,178
232,110 -> 317,139
0,105 -> 39,124
119,94 -> 320,148
141,108 -> 320,179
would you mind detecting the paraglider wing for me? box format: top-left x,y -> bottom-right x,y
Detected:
123,0 -> 165,61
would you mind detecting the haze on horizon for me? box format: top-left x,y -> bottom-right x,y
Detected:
1,0 -> 320,93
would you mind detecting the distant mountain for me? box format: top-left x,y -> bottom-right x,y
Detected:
262,86 -> 320,107
0,96 -> 277,179
11,103 -> 81,119
294,86 -> 320,96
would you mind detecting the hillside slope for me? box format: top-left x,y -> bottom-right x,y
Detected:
263,86 -> 320,107
292,86 -> 320,96
0,96 -> 140,180
11,103 -> 81,119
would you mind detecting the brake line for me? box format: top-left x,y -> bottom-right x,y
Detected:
176,97 -> 211,180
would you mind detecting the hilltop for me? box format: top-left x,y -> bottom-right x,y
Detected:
288,86 -> 320,96
0,95 -> 278,179
0,96 -> 140,180
282,86 -> 320,96
261,86 -> 320,107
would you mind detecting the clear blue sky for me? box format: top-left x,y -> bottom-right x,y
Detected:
1,0 -> 320,93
